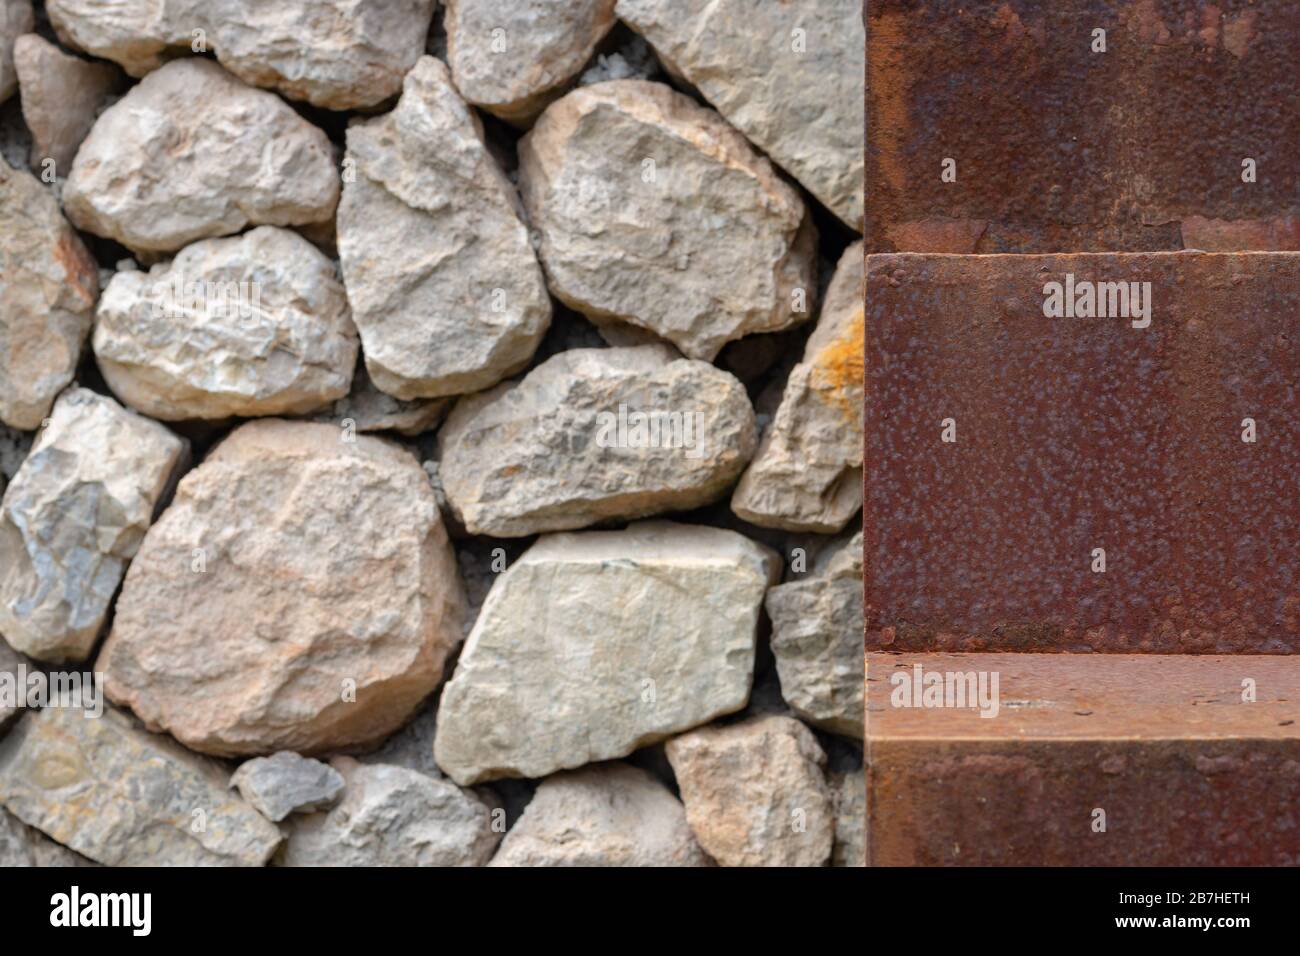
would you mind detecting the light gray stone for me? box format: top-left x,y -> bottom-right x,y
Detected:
666,714 -> 834,867
280,757 -> 499,866
433,521 -> 779,784
0,161 -> 98,430
47,0 -> 436,109
0,0 -> 32,103
438,346 -> 757,537
13,33 -> 121,172
0,388 -> 186,663
490,762 -> 710,866
0,804 -> 96,866
93,227 -> 359,421
519,80 -> 817,360
765,529 -> 863,738
830,769 -> 865,867
616,0 -> 864,229
230,752 -> 345,822
0,702 -> 282,866
317,360 -> 450,437
0,637 -> 25,730
338,56 -> 551,400
445,0 -> 616,124
98,420 -> 467,757
732,241 -> 863,532
64,58 -> 338,254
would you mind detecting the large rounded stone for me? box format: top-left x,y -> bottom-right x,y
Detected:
98,419 -> 466,757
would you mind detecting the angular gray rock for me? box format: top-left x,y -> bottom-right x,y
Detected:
0,389 -> 186,663
0,805 -> 96,866
666,715 -> 834,867
0,0 -> 32,103
831,769 -> 865,868
0,161 -> 99,430
0,703 -> 282,866
46,0 -> 435,109
433,521 -> 779,784
732,242 -> 864,532
764,529 -> 863,738
14,33 -> 121,172
230,752 -> 345,822
93,226 -> 359,420
439,346 -> 758,537
0,637 -> 25,731
338,56 -> 550,400
445,0 -> 616,124
518,79 -> 817,360
490,762 -> 710,866
64,59 -> 338,254
280,758 -> 500,866
98,420 -> 467,757
616,0 -> 865,230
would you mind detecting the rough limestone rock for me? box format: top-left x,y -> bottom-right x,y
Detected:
0,805 -> 96,866
0,0 -> 31,103
0,703 -> 282,866
0,161 -> 98,430
93,227 -> 359,420
338,56 -> 550,399
831,769 -> 865,867
439,346 -> 758,537
732,242 -> 863,532
230,752 -> 345,822
47,0 -> 435,109
0,389 -> 186,663
764,530 -> 863,738
446,0 -> 616,124
14,33 -> 121,172
434,521 -> 779,784
280,757 -> 499,866
518,80 -> 817,360
665,715 -> 834,867
616,0 -> 864,230
64,59 -> 338,254
198,0 -> 437,110
318,361 -> 450,437
490,762 -> 710,866
98,420 -> 466,757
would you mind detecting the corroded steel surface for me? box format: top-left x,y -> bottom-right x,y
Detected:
865,252 -> 1300,653
865,0 -> 1300,253
865,653 -> 1300,865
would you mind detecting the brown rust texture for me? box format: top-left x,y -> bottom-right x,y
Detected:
865,0 -> 1300,253
865,252 -> 1300,653
866,653 -> 1300,865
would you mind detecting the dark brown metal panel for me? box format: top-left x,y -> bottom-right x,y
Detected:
865,252 -> 1300,653
865,653 -> 1300,865
865,0 -> 1300,253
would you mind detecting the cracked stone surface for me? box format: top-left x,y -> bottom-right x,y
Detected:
518,79 -> 817,360
338,56 -> 551,399
63,58 -> 338,255
439,346 -> 757,537
98,420 -> 467,757
0,702 -> 282,866
93,226 -> 359,421
13,32 -> 121,173
0,160 -> 99,430
229,751 -> 345,822
434,521 -> 779,784
0,388 -> 186,663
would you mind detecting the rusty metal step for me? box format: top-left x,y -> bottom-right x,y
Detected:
865,251 -> 1300,653
865,652 -> 1300,865
865,0 -> 1299,253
